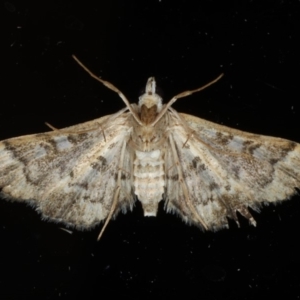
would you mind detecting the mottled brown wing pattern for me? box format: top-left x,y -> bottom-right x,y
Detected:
164,109 -> 300,230
1,57 -> 299,239
0,110 -> 135,229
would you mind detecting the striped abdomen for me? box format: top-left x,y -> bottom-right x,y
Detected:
133,149 -> 164,216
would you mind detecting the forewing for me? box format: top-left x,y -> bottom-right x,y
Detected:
0,110 -> 135,229
164,110 -> 300,230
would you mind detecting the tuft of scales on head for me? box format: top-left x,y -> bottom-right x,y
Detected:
138,77 -> 163,111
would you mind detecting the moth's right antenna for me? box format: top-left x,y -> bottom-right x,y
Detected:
72,55 -> 143,126
151,73 -> 224,127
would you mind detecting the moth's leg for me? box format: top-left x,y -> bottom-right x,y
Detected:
166,109 -> 200,149
45,122 -> 106,142
182,130 -> 196,148
168,134 -> 208,230
97,186 -> 121,240
97,140 -> 128,240
45,122 -> 58,131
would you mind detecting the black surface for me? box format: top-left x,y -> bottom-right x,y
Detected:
2,1 -> 300,299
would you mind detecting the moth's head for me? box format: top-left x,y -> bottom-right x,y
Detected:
138,77 -> 163,112
137,77 -> 163,125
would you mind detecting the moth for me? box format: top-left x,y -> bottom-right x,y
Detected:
0,56 -> 299,240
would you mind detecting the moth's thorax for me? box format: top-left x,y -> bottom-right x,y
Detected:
130,113 -> 167,152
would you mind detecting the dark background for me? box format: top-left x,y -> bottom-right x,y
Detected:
1,1 -> 300,299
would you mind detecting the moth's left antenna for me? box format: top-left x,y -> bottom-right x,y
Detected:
72,55 -> 143,125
